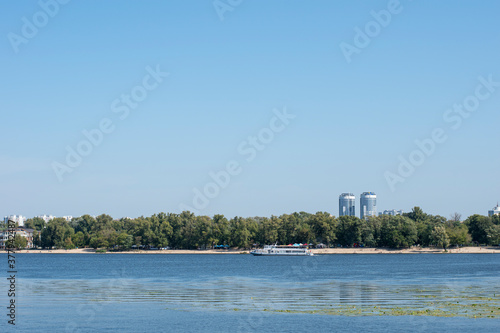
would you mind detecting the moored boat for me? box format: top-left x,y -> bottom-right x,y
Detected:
250,244 -> 313,256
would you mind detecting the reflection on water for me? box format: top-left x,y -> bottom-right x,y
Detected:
17,276 -> 500,318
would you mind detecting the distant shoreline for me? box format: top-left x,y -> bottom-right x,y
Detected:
4,246 -> 500,254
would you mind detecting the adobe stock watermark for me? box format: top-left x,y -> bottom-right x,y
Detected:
236,254 -> 328,332
179,107 -> 296,214
385,74 -> 499,191
339,0 -> 413,64
213,0 -> 243,21
52,65 -> 169,182
7,0 -> 71,54
65,267 -> 130,333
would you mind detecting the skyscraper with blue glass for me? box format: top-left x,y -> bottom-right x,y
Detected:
339,193 -> 356,217
360,192 -> 377,219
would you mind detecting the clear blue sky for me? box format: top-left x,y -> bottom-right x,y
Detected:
1,0 -> 499,220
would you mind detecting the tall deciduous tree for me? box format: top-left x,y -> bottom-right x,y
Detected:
465,214 -> 493,244
41,218 -> 75,249
7,234 -> 27,249
336,216 -> 363,247
431,225 -> 450,250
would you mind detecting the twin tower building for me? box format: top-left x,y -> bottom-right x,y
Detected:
339,192 -> 377,219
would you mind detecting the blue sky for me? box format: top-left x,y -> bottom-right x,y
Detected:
1,0 -> 499,220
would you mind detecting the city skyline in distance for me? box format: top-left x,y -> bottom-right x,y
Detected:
4,197 -> 500,222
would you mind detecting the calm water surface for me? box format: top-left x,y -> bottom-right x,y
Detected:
1,253 -> 499,332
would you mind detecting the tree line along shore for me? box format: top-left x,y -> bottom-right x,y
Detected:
3,207 -> 500,251
10,246 -> 500,254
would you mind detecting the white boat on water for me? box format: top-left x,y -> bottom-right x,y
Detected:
250,244 -> 314,256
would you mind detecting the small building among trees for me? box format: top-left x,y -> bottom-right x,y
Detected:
0,227 -> 34,249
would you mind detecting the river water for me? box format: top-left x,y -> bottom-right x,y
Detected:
1,253 -> 499,332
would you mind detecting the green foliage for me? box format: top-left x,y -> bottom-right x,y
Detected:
24,217 -> 46,231
32,208 -> 491,250
230,216 -> 251,249
404,207 -> 427,223
336,216 -> 364,246
32,231 -> 42,248
379,216 -> 418,248
445,222 -> 471,246
63,237 -> 76,250
255,216 -> 279,245
7,234 -> 28,249
89,235 -> 109,249
492,214 -> 500,226
309,212 -> 336,246
464,215 -> 493,244
41,218 -> 75,249
486,224 -> 500,245
72,231 -> 86,248
430,226 -> 450,250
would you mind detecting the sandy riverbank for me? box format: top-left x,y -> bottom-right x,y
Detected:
6,246 -> 500,254
313,246 -> 500,254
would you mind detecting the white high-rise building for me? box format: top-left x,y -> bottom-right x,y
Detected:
36,215 -> 55,223
4,215 -> 26,227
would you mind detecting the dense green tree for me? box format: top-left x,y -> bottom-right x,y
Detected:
246,218 -> 260,246
380,216 -> 417,248
194,215 -> 212,249
179,212 -> 197,249
63,237 -> 76,249
72,231 -> 86,248
93,214 -> 114,233
277,214 -> 300,244
445,222 -> 471,246
309,212 -> 336,246
212,214 -> 231,246
415,221 -> 435,247
89,234 -> 109,249
7,234 -> 28,249
117,232 -> 134,250
255,216 -> 280,245
295,223 -> 314,244
230,216 -> 251,248
492,214 -> 500,226
32,231 -> 42,248
157,221 -> 173,248
74,215 -> 96,234
465,215 -> 493,244
361,217 -> 380,247
405,207 -> 427,223
130,217 -> 154,246
430,226 -> 450,250
105,230 -> 119,248
168,213 -> 185,249
336,216 -> 363,246
24,217 -> 46,231
41,218 -> 75,249
486,224 -> 500,245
